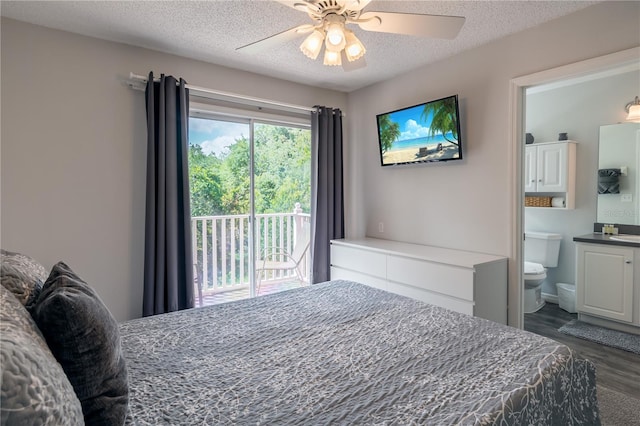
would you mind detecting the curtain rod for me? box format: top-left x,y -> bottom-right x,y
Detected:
127,72 -> 316,115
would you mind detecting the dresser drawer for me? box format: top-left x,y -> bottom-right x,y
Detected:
387,281 -> 475,316
386,255 -> 474,301
330,267 -> 389,292
330,244 -> 386,279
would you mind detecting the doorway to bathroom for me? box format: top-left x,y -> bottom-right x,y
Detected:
520,60 -> 639,328
511,48 -> 640,398
508,47 -> 639,328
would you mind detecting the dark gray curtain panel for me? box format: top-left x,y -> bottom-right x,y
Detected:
143,72 -> 194,316
311,106 -> 344,283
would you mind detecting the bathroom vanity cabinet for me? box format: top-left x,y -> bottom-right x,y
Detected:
574,238 -> 639,333
524,141 -> 576,209
576,243 -> 634,323
330,238 -> 508,324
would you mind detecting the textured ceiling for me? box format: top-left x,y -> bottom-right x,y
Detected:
1,0 -> 600,92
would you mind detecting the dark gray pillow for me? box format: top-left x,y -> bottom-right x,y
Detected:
31,262 -> 128,425
0,285 -> 85,425
0,248 -> 47,309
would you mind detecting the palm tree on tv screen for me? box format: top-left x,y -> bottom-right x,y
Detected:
378,113 -> 401,153
422,98 -> 458,145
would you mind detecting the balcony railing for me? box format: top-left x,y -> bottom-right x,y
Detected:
191,204 -> 310,302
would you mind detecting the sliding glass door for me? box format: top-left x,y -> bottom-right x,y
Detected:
188,114 -> 311,306
253,123 -> 312,297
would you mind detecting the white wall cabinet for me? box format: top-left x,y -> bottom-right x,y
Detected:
575,242 -> 635,324
330,238 -> 508,324
525,141 -> 577,208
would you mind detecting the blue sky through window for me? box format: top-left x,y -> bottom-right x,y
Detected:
189,117 -> 249,157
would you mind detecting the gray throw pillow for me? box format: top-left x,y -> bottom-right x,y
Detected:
0,285 -> 85,425
31,262 -> 128,426
0,248 -> 47,309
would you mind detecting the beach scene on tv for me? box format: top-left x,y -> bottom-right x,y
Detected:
377,96 -> 460,165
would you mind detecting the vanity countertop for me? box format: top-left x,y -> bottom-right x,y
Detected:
574,233 -> 640,248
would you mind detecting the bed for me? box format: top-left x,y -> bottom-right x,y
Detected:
0,250 -> 600,425
120,279 -> 600,425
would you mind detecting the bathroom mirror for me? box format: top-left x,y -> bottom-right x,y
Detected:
596,122 -> 640,225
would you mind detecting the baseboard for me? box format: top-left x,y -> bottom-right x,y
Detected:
542,292 -> 558,304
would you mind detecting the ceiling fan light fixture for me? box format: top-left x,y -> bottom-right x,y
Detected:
300,30 -> 324,60
625,96 -> 640,122
344,30 -> 366,62
323,49 -> 342,66
325,22 -> 346,51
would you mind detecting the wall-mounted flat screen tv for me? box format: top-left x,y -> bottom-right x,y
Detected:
376,94 -> 462,167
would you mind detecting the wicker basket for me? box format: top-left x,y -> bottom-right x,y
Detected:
525,196 -> 552,207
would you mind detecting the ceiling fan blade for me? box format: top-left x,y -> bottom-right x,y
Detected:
342,0 -> 372,11
341,52 -> 367,72
237,24 -> 314,54
274,0 -> 320,13
357,11 -> 465,39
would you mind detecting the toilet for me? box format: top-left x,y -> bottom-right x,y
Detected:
523,231 -> 562,313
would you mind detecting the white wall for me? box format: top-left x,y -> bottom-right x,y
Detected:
345,1 -> 639,317
525,70 -> 639,295
0,18 -> 347,322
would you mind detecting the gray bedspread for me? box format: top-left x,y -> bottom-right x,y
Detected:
120,280 -> 600,425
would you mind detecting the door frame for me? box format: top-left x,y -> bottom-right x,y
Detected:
508,47 -> 640,328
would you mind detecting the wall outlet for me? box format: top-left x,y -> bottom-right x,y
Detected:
378,222 -> 384,233
621,193 -> 632,202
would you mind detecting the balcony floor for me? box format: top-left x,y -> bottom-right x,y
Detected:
195,279 -> 308,307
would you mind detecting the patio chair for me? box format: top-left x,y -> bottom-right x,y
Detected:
256,222 -> 311,295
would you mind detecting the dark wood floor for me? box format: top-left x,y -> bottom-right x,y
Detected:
524,303 -> 640,398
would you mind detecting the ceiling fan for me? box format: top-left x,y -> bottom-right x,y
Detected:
237,0 -> 465,70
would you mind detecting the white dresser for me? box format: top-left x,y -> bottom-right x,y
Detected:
330,238 -> 508,324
